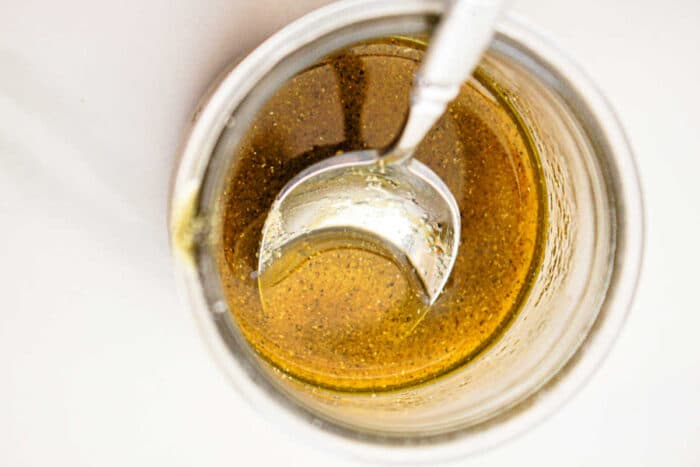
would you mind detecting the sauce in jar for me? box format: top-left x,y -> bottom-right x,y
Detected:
215,37 -> 545,392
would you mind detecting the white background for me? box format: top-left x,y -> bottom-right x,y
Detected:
1,0 -> 699,465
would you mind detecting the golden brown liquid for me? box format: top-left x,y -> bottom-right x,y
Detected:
215,38 -> 545,392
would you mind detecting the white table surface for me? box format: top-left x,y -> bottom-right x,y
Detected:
1,0 -> 699,465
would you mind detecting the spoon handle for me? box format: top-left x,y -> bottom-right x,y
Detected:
420,0 -> 505,94
383,0 -> 506,164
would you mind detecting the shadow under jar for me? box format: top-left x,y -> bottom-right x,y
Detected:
169,0 -> 643,462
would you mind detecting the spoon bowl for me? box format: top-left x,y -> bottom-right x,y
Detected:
257,150 -> 460,304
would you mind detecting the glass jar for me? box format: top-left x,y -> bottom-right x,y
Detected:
169,0 -> 644,461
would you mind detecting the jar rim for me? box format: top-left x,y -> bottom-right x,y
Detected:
168,1 -> 644,462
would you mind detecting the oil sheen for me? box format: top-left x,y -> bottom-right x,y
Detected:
215,38 -> 545,392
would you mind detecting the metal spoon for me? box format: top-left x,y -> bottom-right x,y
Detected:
258,0 -> 505,304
